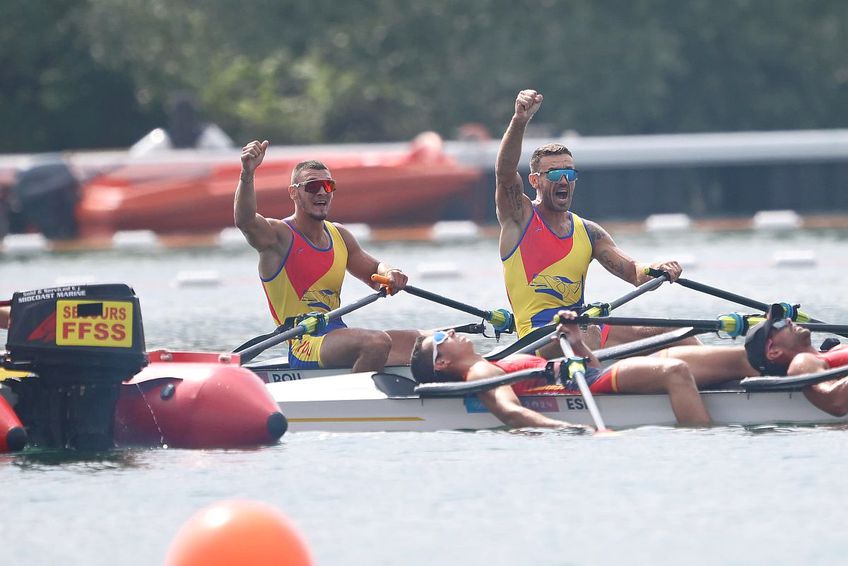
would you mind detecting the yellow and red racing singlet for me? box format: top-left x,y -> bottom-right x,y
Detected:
261,221 -> 348,327
502,209 -> 593,338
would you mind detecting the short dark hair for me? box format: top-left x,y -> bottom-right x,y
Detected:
291,160 -> 329,184
410,335 -> 457,384
529,143 -> 573,173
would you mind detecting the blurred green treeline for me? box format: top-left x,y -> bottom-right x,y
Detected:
2,0 -> 847,152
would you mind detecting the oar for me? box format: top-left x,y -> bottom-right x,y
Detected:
557,334 -> 609,432
415,365 -> 553,397
236,288 -> 388,364
646,269 -> 824,324
485,273 -> 670,360
371,275 -> 514,336
595,327 -> 703,362
575,315 -> 848,338
740,365 -> 848,391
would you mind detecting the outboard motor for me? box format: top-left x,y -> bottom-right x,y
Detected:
9,155 -> 80,239
2,284 -> 147,450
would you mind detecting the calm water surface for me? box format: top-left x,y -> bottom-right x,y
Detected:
2,229 -> 848,565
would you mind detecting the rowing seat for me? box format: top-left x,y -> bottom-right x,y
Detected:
372,373 -> 418,397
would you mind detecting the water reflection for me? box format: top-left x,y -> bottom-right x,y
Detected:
9,447 -> 147,471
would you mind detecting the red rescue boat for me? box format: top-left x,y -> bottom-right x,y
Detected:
76,133 -> 482,236
115,350 -> 287,449
0,395 -> 26,453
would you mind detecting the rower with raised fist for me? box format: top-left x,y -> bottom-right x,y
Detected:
235,140 -> 423,372
495,89 -> 699,355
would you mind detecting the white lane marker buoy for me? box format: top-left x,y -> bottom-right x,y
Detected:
175,270 -> 222,287
753,210 -> 801,231
112,230 -> 160,250
1,233 -> 49,253
644,214 -> 692,232
772,249 -> 817,267
431,221 -> 480,241
343,223 -> 372,243
417,262 -> 461,279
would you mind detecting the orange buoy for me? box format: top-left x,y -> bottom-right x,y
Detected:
165,500 -> 313,566
0,395 -> 26,452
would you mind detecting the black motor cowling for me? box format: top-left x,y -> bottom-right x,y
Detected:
3,284 -> 147,450
8,155 -> 80,240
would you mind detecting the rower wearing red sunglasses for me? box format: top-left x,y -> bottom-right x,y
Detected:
495,89 -> 699,355
235,140 -> 423,372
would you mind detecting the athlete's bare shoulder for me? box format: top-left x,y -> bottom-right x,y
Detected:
582,218 -> 614,246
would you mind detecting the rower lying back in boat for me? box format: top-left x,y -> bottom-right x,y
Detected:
409,310 -> 760,428
746,304 -> 848,417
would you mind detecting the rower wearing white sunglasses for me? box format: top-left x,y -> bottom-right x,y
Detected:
411,310 -> 712,429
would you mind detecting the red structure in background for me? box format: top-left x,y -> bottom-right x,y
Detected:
75,132 -> 482,237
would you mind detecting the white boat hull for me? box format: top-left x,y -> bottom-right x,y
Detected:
245,355 -> 412,383
267,372 -> 848,432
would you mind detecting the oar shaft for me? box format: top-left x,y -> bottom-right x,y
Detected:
581,274 -> 668,317
415,367 -> 550,397
372,275 -> 512,333
580,315 -> 724,331
510,275 -> 671,355
580,315 -> 848,335
238,290 -> 387,362
676,277 -> 823,323
558,336 -> 607,431
403,285 -> 490,320
606,274 -> 668,311
676,278 -> 769,311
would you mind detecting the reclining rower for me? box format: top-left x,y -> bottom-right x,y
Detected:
410,310 -> 712,429
745,303 -> 848,416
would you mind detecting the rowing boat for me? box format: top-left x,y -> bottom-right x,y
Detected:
244,354 -> 413,383
266,370 -> 848,432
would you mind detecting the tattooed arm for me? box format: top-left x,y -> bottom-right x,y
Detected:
586,220 -> 640,285
587,220 -> 683,285
495,90 -> 541,255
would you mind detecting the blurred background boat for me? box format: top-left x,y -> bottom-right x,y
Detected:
0,129 -> 483,240
2,127 -> 848,243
